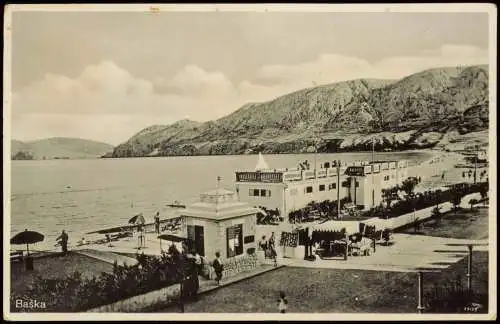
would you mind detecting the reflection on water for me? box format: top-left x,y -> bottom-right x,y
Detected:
10,152 -> 430,251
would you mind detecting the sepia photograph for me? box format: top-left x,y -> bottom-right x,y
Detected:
3,3 -> 496,321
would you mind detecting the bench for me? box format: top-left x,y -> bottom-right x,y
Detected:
10,251 -> 23,263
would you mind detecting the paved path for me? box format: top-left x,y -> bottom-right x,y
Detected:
74,232 -> 176,257
75,249 -> 139,267
287,233 -> 488,273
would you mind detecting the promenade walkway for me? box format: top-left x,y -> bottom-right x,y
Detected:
287,233 -> 488,273
72,231 -> 175,257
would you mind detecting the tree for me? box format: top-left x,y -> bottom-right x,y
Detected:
381,186 -> 399,209
469,198 -> 479,211
431,206 -> 442,225
433,189 -> 443,208
400,177 -> 419,198
479,182 -> 488,206
12,151 -> 34,160
451,188 -> 466,214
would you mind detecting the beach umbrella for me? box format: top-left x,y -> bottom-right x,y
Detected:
158,233 -> 188,242
11,229 -> 44,256
128,213 -> 145,225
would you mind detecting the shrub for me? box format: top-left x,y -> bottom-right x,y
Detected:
374,182 -> 486,219
14,245 -> 191,312
468,198 -> 479,210
431,206 -> 441,218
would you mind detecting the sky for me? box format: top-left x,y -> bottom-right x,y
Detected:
7,8 -> 490,145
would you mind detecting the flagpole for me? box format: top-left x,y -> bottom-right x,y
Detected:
216,176 -> 221,213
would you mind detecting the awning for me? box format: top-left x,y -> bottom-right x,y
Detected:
310,220 -> 359,235
158,233 -> 188,242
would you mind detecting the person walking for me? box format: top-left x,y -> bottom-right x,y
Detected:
154,212 -> 160,234
277,291 -> 288,313
56,230 -> 69,255
212,252 -> 224,286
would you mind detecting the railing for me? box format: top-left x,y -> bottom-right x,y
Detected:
304,170 -> 315,180
316,170 -> 327,178
283,170 -> 302,181
236,162 -> 408,183
327,169 -> 337,177
236,172 -> 283,183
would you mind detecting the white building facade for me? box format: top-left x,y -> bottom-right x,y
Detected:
234,156 -> 410,220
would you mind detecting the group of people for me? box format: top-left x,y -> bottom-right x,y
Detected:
54,228 -> 288,312
258,232 -> 278,267
179,241 -> 224,286
137,211 -> 162,249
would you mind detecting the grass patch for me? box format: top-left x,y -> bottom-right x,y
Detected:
156,252 -> 488,313
10,251 -> 113,297
399,207 -> 488,240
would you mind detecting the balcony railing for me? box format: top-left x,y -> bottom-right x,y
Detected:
235,172 -> 283,183
236,161 -> 407,183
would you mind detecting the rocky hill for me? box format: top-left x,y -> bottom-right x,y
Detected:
11,137 -> 114,160
112,65 -> 489,157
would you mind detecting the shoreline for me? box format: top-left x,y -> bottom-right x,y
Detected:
11,148 -> 435,161
9,148 -> 473,254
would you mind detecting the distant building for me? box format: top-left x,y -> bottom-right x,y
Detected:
234,155 -> 409,219
176,188 -> 260,259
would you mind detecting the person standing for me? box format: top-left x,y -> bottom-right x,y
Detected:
154,212 -> 160,234
212,252 -> 224,286
137,223 -> 145,249
189,256 -> 200,299
56,230 -> 69,255
259,235 -> 268,251
193,251 -> 203,277
269,232 -> 278,267
277,291 -> 288,313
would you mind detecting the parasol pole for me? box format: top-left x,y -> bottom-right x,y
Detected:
26,243 -> 29,256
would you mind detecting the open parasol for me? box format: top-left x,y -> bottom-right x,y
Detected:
158,233 -> 188,242
128,213 -> 145,225
11,229 -> 44,256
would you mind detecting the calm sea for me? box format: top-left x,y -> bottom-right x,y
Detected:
9,152 -> 431,251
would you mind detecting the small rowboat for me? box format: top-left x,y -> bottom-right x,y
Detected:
166,200 -> 186,208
